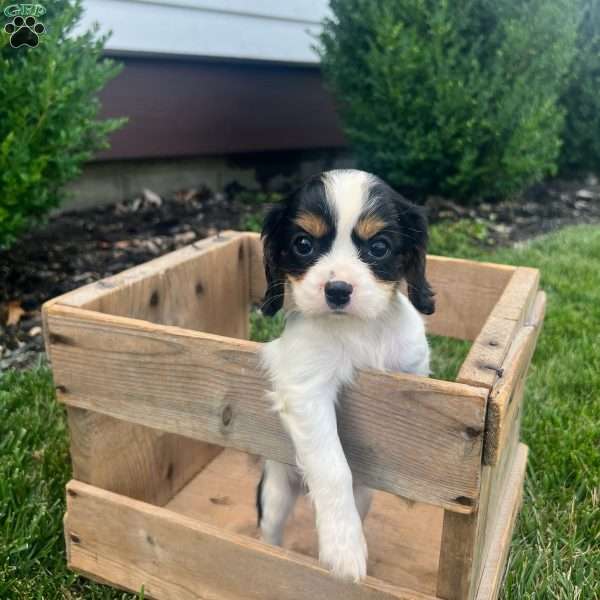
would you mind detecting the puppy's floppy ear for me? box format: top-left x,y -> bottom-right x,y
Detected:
396,197 -> 435,315
261,203 -> 286,316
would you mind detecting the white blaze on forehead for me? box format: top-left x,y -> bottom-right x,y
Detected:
291,170 -> 392,317
323,170 -> 375,238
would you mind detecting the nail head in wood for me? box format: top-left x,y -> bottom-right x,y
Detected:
455,496 -> 475,507
464,427 -> 482,439
221,404 -> 233,427
49,333 -> 73,346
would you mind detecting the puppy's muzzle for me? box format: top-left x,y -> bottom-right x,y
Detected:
325,280 -> 353,309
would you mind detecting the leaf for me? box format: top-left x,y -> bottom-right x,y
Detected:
6,300 -> 25,326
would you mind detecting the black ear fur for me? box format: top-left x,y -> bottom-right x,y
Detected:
261,203 -> 286,316
396,198 -> 435,315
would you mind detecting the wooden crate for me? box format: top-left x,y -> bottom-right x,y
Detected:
43,230 -> 545,600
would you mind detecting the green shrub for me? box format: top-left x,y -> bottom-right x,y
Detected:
0,1 -> 124,247
319,0 -> 578,202
560,1 -> 600,174
428,219 -> 489,257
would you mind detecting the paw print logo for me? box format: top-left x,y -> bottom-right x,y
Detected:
4,15 -> 45,48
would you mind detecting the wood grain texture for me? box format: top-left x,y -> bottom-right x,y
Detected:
436,508 -> 478,600
437,389 -> 529,599
483,291 -> 546,465
167,448 -> 444,596
423,257 -> 515,342
67,407 -> 222,506
43,231 -> 250,338
47,303 -> 488,513
450,286 -> 543,600
472,408 -> 522,596
65,479 -> 438,600
475,445 -> 528,600
246,233 -> 514,341
457,268 -> 540,389
44,233 -> 252,507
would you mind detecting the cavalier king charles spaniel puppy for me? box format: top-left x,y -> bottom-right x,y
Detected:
257,169 -> 435,582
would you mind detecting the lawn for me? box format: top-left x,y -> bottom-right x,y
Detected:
1,224 -> 598,599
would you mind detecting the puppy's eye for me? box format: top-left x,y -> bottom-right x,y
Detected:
292,234 -> 314,257
368,237 -> 390,259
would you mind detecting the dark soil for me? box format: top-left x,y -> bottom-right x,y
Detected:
1,177 -> 599,371
426,177 -> 600,244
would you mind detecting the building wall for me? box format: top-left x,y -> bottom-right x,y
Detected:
96,56 -> 346,161
67,1 -> 349,209
77,0 -> 330,63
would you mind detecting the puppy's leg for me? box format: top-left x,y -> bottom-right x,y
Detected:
354,484 -> 373,522
277,381 -> 367,582
258,459 -> 301,546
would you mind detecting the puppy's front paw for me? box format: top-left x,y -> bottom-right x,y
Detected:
318,514 -> 367,582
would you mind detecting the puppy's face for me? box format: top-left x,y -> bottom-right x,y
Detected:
262,170 -> 434,320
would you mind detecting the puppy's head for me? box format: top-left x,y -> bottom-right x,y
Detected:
261,169 -> 434,320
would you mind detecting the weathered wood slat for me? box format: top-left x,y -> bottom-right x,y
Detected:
43,231 -> 250,338
475,444 -> 528,600
436,287 -> 542,598
246,233 -> 514,341
482,291 -> 546,465
166,448 -> 444,596
67,407 -> 222,506
472,408 -> 522,596
457,268 -> 539,389
436,507 -> 479,600
65,480 -> 439,600
43,232 -> 251,508
47,303 -> 488,513
423,257 -> 515,342
436,437 -> 525,600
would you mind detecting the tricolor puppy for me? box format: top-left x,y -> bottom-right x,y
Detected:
257,169 -> 434,582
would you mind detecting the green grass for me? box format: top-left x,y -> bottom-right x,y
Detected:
0,364 -> 141,599
1,224 -> 599,598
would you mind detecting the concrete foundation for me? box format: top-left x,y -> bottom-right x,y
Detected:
63,149 -> 354,211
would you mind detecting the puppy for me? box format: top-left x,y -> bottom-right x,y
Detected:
257,169 -> 434,582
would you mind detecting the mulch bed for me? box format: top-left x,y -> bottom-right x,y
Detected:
1,177 -> 599,371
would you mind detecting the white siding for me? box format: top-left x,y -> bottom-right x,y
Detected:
76,0 -> 331,64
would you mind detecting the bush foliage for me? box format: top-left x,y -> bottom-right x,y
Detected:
0,1 -> 124,247
560,1 -> 600,174
319,0 -> 578,202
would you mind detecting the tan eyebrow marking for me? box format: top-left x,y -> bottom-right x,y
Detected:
294,212 -> 329,238
355,215 -> 386,240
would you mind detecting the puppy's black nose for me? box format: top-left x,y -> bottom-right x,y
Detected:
325,280 -> 353,309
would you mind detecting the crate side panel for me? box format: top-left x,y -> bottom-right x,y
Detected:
474,445 -> 528,600
65,480 -> 438,600
247,233 -> 514,341
44,231 -> 250,338
167,448 -> 443,596
424,257 -> 515,341
48,304 -> 487,513
67,407 -> 221,506
472,406 -> 522,596
436,409 -> 525,600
